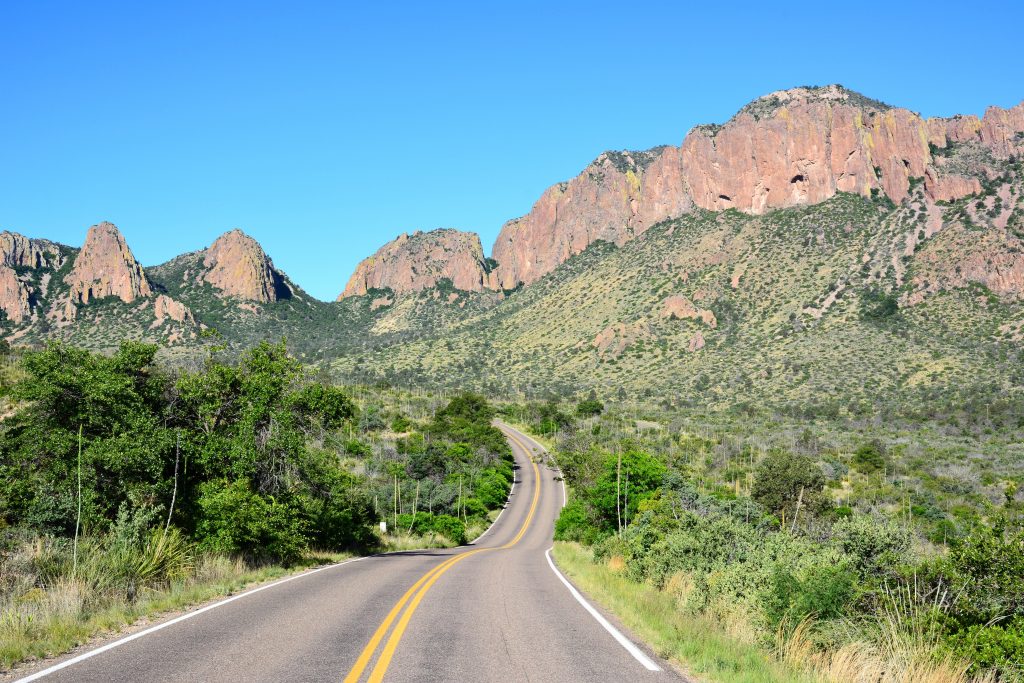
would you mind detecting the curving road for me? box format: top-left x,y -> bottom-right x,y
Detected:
12,422 -> 683,682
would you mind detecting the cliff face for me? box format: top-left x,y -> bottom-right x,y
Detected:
339,229 -> 490,299
489,85 -> 1024,289
65,222 -> 152,304
488,148 -> 692,290
202,229 -> 289,302
0,232 -> 65,323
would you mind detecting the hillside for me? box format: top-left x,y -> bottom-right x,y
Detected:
0,85 -> 1021,411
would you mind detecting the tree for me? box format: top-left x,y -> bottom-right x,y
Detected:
576,397 -> 605,417
751,450 -> 830,522
587,449 -> 666,532
852,441 -> 886,474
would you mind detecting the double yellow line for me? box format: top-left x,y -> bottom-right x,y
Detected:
343,432 -> 541,682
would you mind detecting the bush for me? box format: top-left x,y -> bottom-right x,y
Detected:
554,499 -> 606,545
945,617 -> 1024,678
830,516 -> 909,576
852,442 -> 886,474
430,515 -> 467,545
576,399 -> 605,417
764,564 -> 857,628
752,450 -> 829,522
946,522 -> 1024,626
194,480 -> 308,564
861,288 -> 899,320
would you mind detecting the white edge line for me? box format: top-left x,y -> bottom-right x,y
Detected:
544,547 -> 661,672
506,422 -> 660,671
12,556 -> 367,683
19,424 -> 532,680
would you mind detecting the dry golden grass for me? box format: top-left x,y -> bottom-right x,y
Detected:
777,617 -> 997,683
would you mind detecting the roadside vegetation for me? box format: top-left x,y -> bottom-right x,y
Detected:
506,398 -> 1023,682
0,341 -> 512,671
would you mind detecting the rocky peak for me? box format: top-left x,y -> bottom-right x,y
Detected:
736,84 -> 891,120
0,231 -> 63,270
65,222 -> 152,304
339,228 -> 492,299
0,231 -> 68,324
489,87 -> 1024,289
202,229 -> 289,302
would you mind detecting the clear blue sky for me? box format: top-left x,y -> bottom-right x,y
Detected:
2,1 -> 1022,300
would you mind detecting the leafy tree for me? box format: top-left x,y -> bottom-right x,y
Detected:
751,450 -> 830,522
860,287 -> 899,320
587,449 -> 666,532
0,341 -> 173,534
852,441 -> 886,474
0,340 -> 374,563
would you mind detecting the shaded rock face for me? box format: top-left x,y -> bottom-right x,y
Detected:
152,294 -> 194,325
202,229 -> 289,302
489,85 -> 1024,289
340,229 -> 490,299
488,148 -> 692,290
66,222 -> 152,304
0,232 -> 65,323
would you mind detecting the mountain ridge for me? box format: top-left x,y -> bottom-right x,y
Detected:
1,84 -> 1022,409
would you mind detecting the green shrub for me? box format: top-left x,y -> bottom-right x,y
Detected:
944,617 -> 1024,677
430,515 -> 466,545
751,450 -> 829,522
852,442 -> 886,474
764,564 -> 857,628
195,480 -> 308,564
830,516 -> 909,576
555,499 -> 606,545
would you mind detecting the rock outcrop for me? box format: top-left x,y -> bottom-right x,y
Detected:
202,229 -> 288,302
489,85 -> 1024,289
592,321 -> 652,359
488,148 -> 691,290
65,222 -> 152,304
660,295 -> 717,327
923,167 -> 982,203
340,229 -> 491,299
0,231 -> 65,323
151,294 -> 194,325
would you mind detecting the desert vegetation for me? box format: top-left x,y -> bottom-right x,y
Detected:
506,398 -> 1024,681
0,341 -> 512,671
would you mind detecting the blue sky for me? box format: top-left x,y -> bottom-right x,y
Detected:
2,1 -> 1022,300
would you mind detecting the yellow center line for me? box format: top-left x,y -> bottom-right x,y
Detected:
344,430 -> 542,682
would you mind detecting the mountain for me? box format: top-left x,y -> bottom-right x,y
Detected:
488,85 -> 1023,289
1,85 -> 1022,409
201,229 -> 291,302
65,222 -> 153,305
339,229 -> 492,299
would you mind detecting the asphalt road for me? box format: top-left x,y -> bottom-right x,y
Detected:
13,422 -> 683,682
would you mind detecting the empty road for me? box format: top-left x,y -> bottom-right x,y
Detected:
13,423 -> 682,682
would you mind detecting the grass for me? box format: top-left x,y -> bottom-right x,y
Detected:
551,541 -> 814,683
0,549 -> 351,674
552,541 -> 999,683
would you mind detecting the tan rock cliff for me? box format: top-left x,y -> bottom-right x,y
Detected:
65,222 -> 152,304
340,229 -> 490,299
202,229 -> 288,302
0,231 -> 65,323
489,86 -> 1024,289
